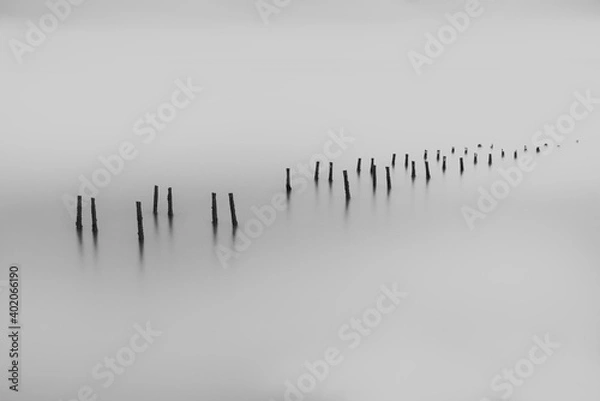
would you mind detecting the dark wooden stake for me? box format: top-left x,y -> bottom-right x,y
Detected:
392,153 -> 397,168
328,162 -> 334,183
314,162 -> 320,181
153,185 -> 158,215
343,170 -> 351,200
411,161 -> 416,179
76,195 -> 83,230
514,150 -> 518,159
536,147 -> 540,153
451,147 -> 455,154
424,150 -> 428,160
167,187 -> 174,217
136,201 -> 144,242
436,150 -> 440,162
404,154 -> 409,169
356,158 -> 362,173
286,168 -> 292,192
386,166 -> 392,191
372,165 -> 377,188
524,145 -> 528,152
425,161 -> 431,181
370,158 -> 375,175
228,193 -> 238,227
211,192 -> 218,225
442,156 -> 447,172
501,149 -> 505,158
488,153 -> 492,166
460,157 -> 464,174
474,153 -> 478,164
91,198 -> 98,233
464,147 -> 468,155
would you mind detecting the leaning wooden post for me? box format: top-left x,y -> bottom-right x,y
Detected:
167,187 -> 174,217
153,185 -> 159,215
328,162 -> 334,183
136,201 -> 144,242
91,198 -> 98,233
404,154 -> 409,169
228,193 -> 238,227
442,156 -> 447,172
356,158 -> 362,173
459,157 -> 464,174
385,166 -> 392,191
411,161 -> 416,179
314,161 -> 320,181
343,170 -> 351,200
76,195 -> 83,230
392,153 -> 397,168
425,161 -> 431,181
211,192 -> 218,225
286,168 -> 292,192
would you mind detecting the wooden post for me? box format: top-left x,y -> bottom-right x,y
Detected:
436,150 -> 440,162
356,158 -> 362,173
228,193 -> 238,227
424,150 -> 428,160
474,153 -> 478,164
328,162 -> 334,183
514,150 -> 518,159
76,195 -> 83,230
425,161 -> 431,181
451,147 -> 455,154
314,161 -> 320,181
524,145 -> 528,152
386,166 -> 392,191
477,144 -> 482,148
211,192 -> 218,225
153,185 -> 158,215
488,153 -> 492,166
372,164 -> 377,184
501,149 -> 505,158
459,157 -> 464,174
136,201 -> 144,242
536,147 -> 540,153
411,161 -> 416,179
370,158 -> 375,175
404,154 -> 409,169
464,147 -> 468,155
167,187 -> 173,217
91,198 -> 98,233
392,153 -> 397,168
286,168 -> 292,192
442,156 -> 447,172
343,170 -> 351,200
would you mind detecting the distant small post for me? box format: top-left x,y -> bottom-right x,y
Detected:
153,185 -> 158,215
474,153 -> 478,164
228,193 -> 238,227
328,162 -> 334,183
464,147 -> 468,155
343,170 -> 351,200
536,147 -> 540,153
136,201 -> 144,242
91,198 -> 98,233
459,157 -> 464,174
424,150 -> 428,160
211,192 -> 218,225
501,149 -> 505,158
370,158 -> 375,175
385,166 -> 392,191
514,150 -> 518,159
488,153 -> 492,166
436,150 -> 440,162
425,161 -> 431,181
411,161 -> 416,179
451,147 -> 455,154
314,161 -> 320,181
442,156 -> 447,172
76,195 -> 83,230
286,168 -> 292,192
404,154 -> 409,169
391,153 -> 397,168
167,187 -> 174,217
356,158 -> 362,173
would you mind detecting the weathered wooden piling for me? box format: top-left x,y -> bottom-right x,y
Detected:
228,193 -> 238,227
442,156 -> 447,172
488,153 -> 492,166
385,166 -> 392,191
425,161 -> 431,181
153,185 -> 158,215
501,149 -> 505,158
76,195 -> 83,230
424,150 -> 428,160
136,201 -> 144,242
167,187 -> 174,217
372,165 -> 377,188
451,147 -> 455,154
404,154 -> 409,169
91,198 -> 98,233
411,161 -> 416,179
314,161 -> 320,181
286,168 -> 292,192
536,147 -> 540,153
474,153 -> 478,164
514,150 -> 518,159
211,192 -> 218,225
328,162 -> 334,183
436,150 -> 440,162
464,147 -> 468,155
343,170 -> 351,200
392,153 -> 397,168
459,157 -> 464,174
370,158 -> 375,175
356,158 -> 362,173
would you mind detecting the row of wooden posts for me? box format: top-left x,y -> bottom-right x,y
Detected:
75,143 -> 540,242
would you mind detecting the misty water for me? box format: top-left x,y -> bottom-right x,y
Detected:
2,9 -> 600,401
